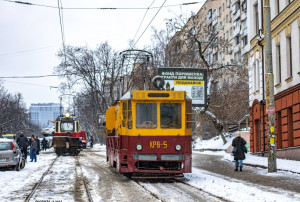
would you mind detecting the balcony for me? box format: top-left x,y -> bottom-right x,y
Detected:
233,9 -> 240,21
232,27 -> 240,37
212,18 -> 218,26
240,10 -> 247,20
233,44 -> 241,53
206,17 -> 212,25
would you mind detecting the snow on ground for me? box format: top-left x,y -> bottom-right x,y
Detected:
1,142 -> 300,202
193,136 -> 300,174
184,168 -> 300,202
193,135 -> 235,150
0,150 -> 57,202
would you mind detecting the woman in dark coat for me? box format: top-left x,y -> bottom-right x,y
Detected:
232,135 -> 246,171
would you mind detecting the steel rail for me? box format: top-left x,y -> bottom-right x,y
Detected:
25,156 -> 59,202
76,156 -> 93,202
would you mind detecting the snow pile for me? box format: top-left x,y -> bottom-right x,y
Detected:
193,135 -> 235,150
185,168 -> 300,202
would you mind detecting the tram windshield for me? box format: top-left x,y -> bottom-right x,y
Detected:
136,103 -> 157,128
60,122 -> 75,132
160,103 -> 181,128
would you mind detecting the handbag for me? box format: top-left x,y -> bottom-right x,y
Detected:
242,145 -> 248,153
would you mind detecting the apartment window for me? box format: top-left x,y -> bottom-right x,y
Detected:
223,3 -> 225,11
241,19 -> 247,29
288,107 -> 294,147
242,35 -> 248,47
219,7 -> 222,16
233,18 -> 240,30
230,27 -> 233,36
287,36 -> 293,78
276,44 -> 282,84
212,9 -> 217,20
207,9 -> 212,19
254,59 -> 260,91
254,3 -> 259,35
276,0 -> 280,14
242,0 -> 247,11
235,34 -> 240,45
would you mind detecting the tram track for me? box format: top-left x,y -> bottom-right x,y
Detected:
25,156 -> 59,202
75,156 -> 93,202
24,154 -> 93,202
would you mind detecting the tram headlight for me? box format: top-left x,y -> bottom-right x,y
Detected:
136,144 -> 143,151
175,144 -> 182,151
65,112 -> 70,118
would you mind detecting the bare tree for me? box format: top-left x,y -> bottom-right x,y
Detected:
0,81 -> 39,136
55,42 -> 123,142
148,12 -> 249,143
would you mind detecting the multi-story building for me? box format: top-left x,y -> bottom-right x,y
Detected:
30,103 -> 63,128
166,0 -> 250,136
248,0 -> 300,159
169,0 -> 249,65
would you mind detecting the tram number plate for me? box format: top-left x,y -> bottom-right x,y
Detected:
150,141 -> 167,149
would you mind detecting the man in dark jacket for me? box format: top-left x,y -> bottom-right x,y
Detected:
41,138 -> 48,151
35,136 -> 41,155
17,132 -> 29,160
30,135 -> 37,162
232,134 -> 246,172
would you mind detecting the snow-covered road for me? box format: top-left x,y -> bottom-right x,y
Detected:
1,144 -> 300,202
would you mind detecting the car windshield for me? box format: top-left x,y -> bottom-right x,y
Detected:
3,136 -> 15,140
60,122 -> 75,132
136,103 -> 157,128
0,142 -> 12,151
160,103 -> 181,128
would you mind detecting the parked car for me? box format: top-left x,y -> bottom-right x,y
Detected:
2,134 -> 17,140
0,138 -> 25,171
41,126 -> 55,137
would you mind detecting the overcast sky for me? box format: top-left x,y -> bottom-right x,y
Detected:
0,0 -> 204,108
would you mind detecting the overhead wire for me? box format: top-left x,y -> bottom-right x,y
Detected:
134,0 -> 167,46
2,0 -> 206,10
3,79 -> 56,88
132,0 -> 156,43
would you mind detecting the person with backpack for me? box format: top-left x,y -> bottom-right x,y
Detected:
232,134 -> 247,172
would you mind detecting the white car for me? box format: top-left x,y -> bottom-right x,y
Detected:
41,126 -> 55,136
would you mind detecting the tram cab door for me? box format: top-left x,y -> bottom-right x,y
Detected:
121,100 -> 132,150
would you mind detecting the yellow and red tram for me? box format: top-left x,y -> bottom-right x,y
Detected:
105,90 -> 192,178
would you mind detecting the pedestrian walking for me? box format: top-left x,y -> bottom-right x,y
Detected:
232,134 -> 246,172
41,137 -> 48,151
90,135 -> 94,148
35,136 -> 40,155
16,132 -> 29,160
29,135 -> 37,162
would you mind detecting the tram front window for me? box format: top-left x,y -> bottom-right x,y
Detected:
60,122 -> 75,132
136,103 -> 157,128
160,103 -> 181,128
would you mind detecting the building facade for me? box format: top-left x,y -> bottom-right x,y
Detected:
248,0 -> 300,159
30,103 -> 63,128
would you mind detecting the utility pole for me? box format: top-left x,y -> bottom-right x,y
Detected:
264,0 -> 277,172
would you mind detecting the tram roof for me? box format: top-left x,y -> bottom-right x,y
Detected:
120,90 -> 191,101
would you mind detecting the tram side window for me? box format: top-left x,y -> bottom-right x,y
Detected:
122,102 -> 127,127
186,101 -> 192,129
128,101 -> 132,129
136,103 -> 157,128
160,103 -> 181,128
60,122 -> 74,132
